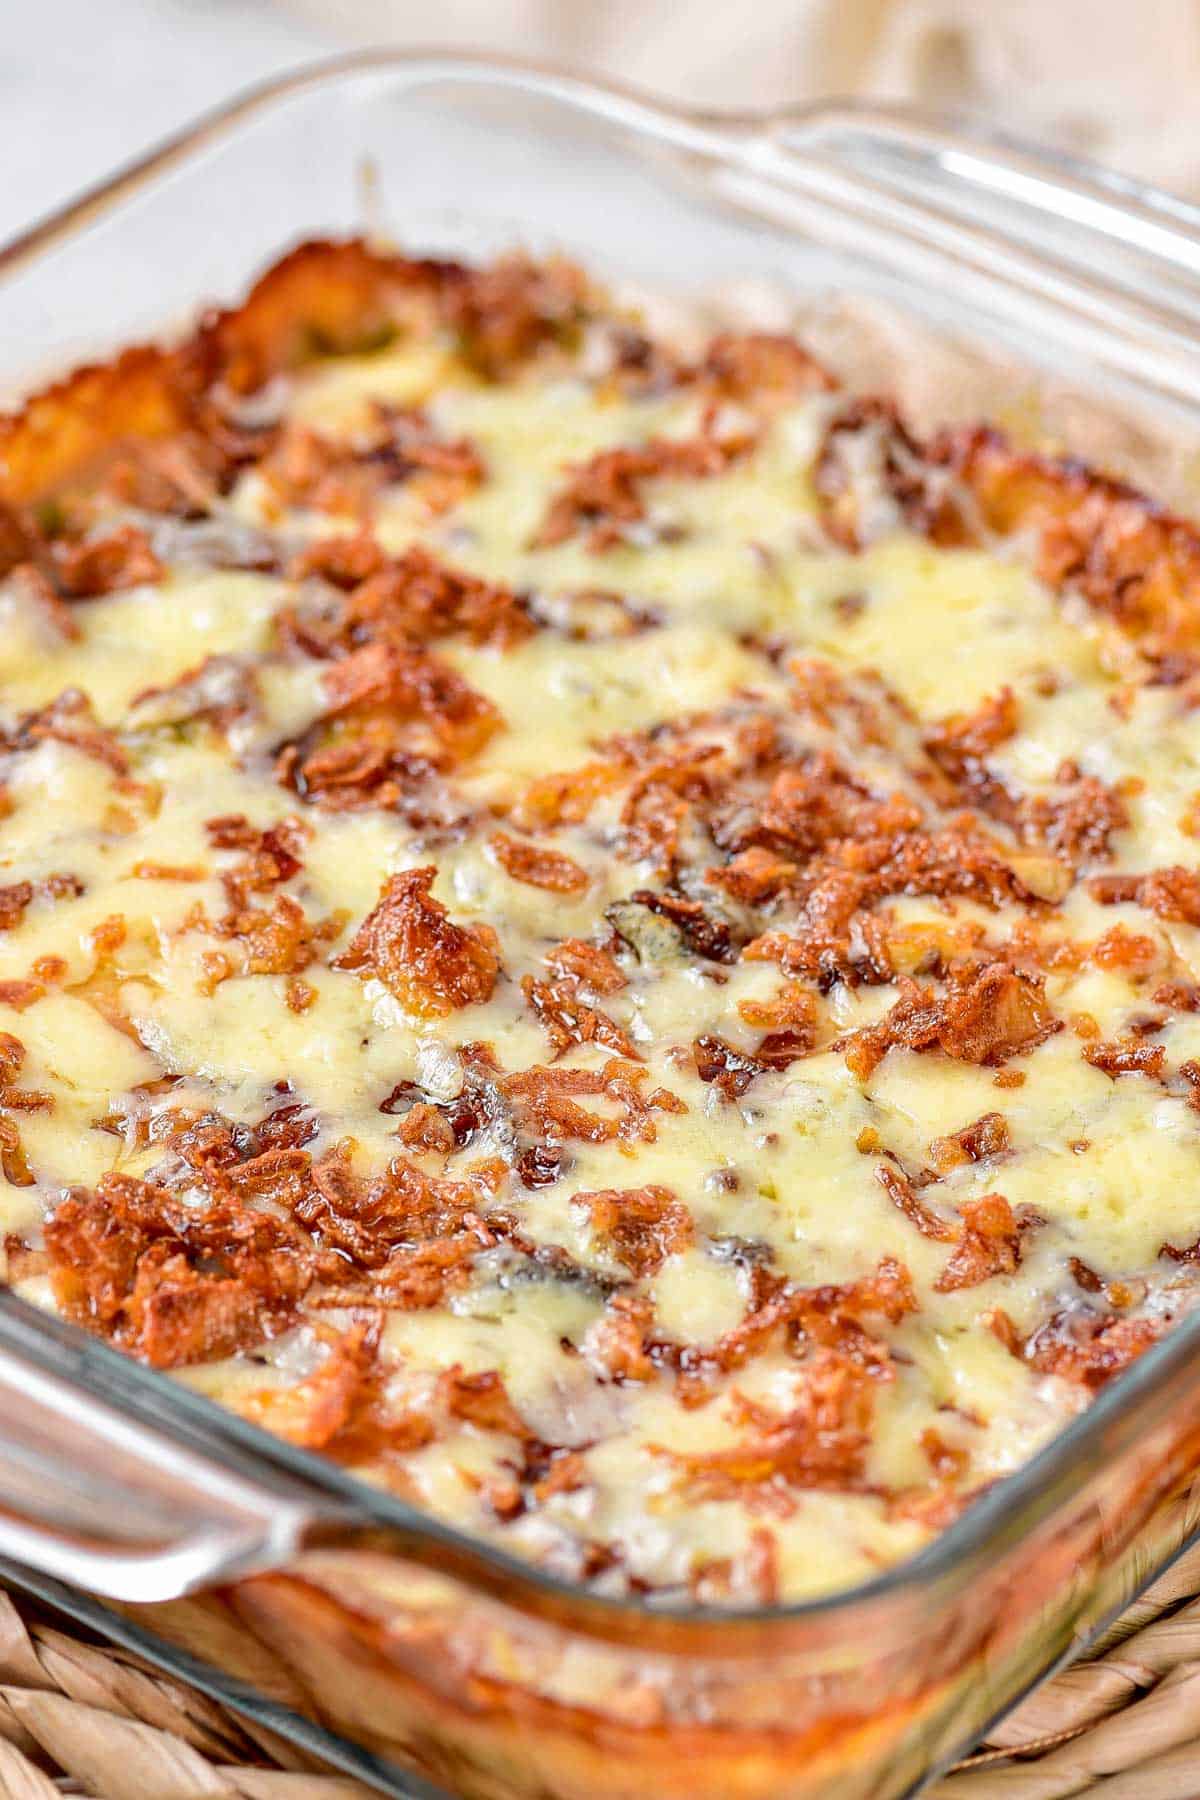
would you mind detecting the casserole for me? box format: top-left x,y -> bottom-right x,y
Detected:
5,52 -> 1200,1798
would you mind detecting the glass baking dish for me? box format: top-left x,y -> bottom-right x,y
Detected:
6,51 -> 1200,1800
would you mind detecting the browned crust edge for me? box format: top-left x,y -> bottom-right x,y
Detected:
0,239 -> 436,505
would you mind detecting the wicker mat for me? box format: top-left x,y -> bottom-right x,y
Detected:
2,1549 -> 1200,1800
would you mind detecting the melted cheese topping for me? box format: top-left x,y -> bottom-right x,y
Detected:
3,274 -> 1200,1607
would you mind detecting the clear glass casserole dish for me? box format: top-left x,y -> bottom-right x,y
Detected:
5,51 -> 1200,1799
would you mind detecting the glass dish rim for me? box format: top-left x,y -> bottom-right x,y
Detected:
2,47 -> 1200,1640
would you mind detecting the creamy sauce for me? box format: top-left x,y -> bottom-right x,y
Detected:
2,290 -> 1199,1605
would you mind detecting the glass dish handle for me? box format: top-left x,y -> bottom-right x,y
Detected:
0,1329 -> 347,1603
718,100 -> 1200,408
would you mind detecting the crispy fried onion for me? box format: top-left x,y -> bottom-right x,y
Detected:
333,866 -> 499,1018
259,404 -> 484,519
673,1256 -> 916,1409
573,1184 -> 693,1277
276,639 -> 499,814
839,964 -> 1060,1080
513,668 -> 1087,991
1090,865 -> 1200,926
0,1031 -> 53,1185
44,1172 -> 319,1368
534,418 -> 757,552
814,398 -> 968,552
282,538 -> 533,656
3,690 -> 129,776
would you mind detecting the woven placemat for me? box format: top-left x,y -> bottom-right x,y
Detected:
1,1548 -> 1200,1800
0,1588 -> 370,1799
932,1535 -> 1200,1799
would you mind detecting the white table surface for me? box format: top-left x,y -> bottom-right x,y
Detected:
0,0 -> 334,244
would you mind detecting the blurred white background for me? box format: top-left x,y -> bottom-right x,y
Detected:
1,0 -> 328,240
5,0 -> 1200,243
